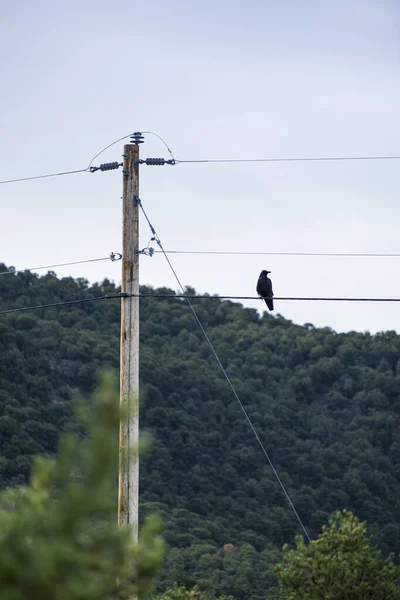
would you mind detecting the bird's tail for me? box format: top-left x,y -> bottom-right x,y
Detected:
266,298 -> 274,311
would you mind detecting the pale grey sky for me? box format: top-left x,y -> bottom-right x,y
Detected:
1,0 -> 399,333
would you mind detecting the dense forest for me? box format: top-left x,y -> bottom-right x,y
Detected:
1,264 -> 400,599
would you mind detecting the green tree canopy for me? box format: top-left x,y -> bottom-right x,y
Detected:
275,510 -> 400,600
0,373 -> 164,600
154,584 -> 232,600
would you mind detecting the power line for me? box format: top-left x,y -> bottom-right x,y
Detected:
137,196 -> 311,542
2,293 -> 400,317
0,168 -> 88,186
4,147 -> 400,186
175,154 -> 400,165
0,253 -> 122,277
0,131 -> 136,186
154,250 -> 400,258
2,146 -> 399,186
136,294 -> 400,302
0,294 -> 123,316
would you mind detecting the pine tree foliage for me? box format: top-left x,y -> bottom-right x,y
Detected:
0,373 -> 164,600
275,510 -> 400,600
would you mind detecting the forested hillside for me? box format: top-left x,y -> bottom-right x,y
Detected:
1,264 -> 400,599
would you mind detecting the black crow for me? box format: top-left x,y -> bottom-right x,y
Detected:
256,270 -> 274,311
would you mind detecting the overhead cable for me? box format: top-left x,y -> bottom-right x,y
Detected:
0,168 -> 88,186
136,294 -> 400,302
3,140 -> 400,185
2,293 -> 400,317
136,195 -> 311,542
175,154 -> 400,165
0,253 -> 122,277
154,250 -> 400,258
0,130 -> 137,185
0,294 -> 124,316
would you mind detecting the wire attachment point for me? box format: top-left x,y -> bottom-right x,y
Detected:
135,158 -> 176,166
134,247 -> 154,257
110,252 -> 122,262
90,162 -> 122,173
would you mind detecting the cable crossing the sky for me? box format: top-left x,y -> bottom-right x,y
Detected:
0,168 -> 89,186
0,131 -> 137,185
0,253 -> 122,277
154,250 -> 400,258
0,294 -> 124,316
174,154 -> 400,165
136,294 -> 400,302
2,131 -> 400,185
136,195 -> 311,542
3,293 -> 400,317
1,247 -> 398,282
0,130 -> 175,186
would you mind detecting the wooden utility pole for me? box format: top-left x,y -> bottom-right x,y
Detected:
118,141 -> 140,541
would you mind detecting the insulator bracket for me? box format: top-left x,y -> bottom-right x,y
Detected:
90,162 -> 122,173
135,157 -> 176,166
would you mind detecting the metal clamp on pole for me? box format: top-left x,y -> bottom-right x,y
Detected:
134,247 -> 154,257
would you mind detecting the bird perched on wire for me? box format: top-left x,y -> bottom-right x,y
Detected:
256,270 -> 274,311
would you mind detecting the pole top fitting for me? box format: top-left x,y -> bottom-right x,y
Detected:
131,132 -> 144,145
